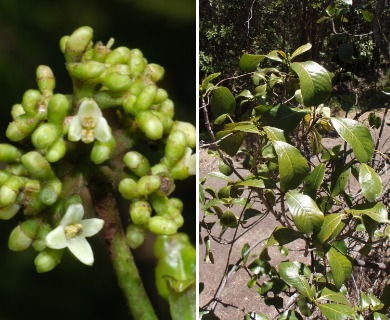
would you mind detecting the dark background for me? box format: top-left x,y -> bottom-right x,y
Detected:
0,0 -> 195,319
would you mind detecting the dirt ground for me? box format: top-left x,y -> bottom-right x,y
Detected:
199,109 -> 390,319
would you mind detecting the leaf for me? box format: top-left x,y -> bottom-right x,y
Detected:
359,163 -> 382,201
215,131 -> 246,157
304,163 -> 325,199
290,43 -> 312,60
210,87 -> 236,117
373,313 -> 388,320
330,117 -> 374,163
239,53 -> 266,72
286,191 -> 324,235
330,166 -> 351,197
220,210 -> 238,228
347,202 -> 389,223
319,287 -> 351,306
327,247 -> 352,290
263,126 -> 286,142
273,141 -> 309,192
169,282 -> 196,320
318,303 -> 355,320
340,0 -> 352,5
279,261 -> 313,298
260,104 -> 308,133
236,179 -> 265,188
244,312 -> 270,320
201,72 -> 221,91
290,61 -> 332,107
272,227 -> 302,245
317,213 -> 345,243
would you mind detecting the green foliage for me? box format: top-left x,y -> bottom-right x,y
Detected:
200,41 -> 390,319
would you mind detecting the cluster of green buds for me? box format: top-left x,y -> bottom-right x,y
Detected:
0,26 -> 195,270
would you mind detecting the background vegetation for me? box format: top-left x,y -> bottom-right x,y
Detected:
0,1 -> 195,319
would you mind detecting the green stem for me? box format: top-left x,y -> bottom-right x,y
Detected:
91,183 -> 158,320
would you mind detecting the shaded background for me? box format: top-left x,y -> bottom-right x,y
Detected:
0,0 -> 196,319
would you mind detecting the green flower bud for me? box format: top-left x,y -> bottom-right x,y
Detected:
126,223 -> 146,249
154,88 -> 168,104
169,198 -> 183,211
5,164 -> 28,176
21,151 -> 54,180
123,151 -> 151,177
106,46 -> 131,64
158,99 -> 175,118
102,72 -> 132,92
90,137 -> 116,164
148,216 -> 178,236
47,94 -> 70,123
156,174 -> 175,196
32,222 -> 52,251
170,148 -> 196,180
172,121 -> 196,148
150,110 -> 173,134
0,144 -> 22,163
92,42 -> 110,62
167,209 -> 184,228
145,63 -> 165,82
11,104 -> 25,119
31,123 -> 61,150
45,138 -> 67,162
34,248 -> 63,273
165,131 -> 187,165
136,110 -> 164,140
64,26 -> 93,62
20,218 -> 41,238
8,224 -> 33,251
59,35 -> 70,53
134,84 -> 157,112
39,179 -> 62,205
32,239 -> 46,252
128,49 -> 146,75
0,176 -> 24,207
6,114 -> 39,142
118,178 -> 139,200
151,163 -> 169,175
123,93 -> 137,114
0,170 -> 11,185
67,61 -> 106,80
149,193 -> 169,216
22,89 -> 41,115
0,204 -> 20,220
129,200 -> 152,225
128,76 -> 148,95
36,65 -> 55,94
136,175 -> 161,196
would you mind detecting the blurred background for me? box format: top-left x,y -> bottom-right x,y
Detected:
0,0 -> 195,319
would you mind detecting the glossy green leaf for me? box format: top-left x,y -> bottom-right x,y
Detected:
286,191 -> 324,235
347,202 -> 389,223
318,287 -> 351,306
290,43 -> 312,60
260,104 -> 308,133
327,247 -> 352,290
318,303 -> 355,320
201,72 -> 221,91
304,163 -> 325,199
373,313 -> 388,320
236,179 -> 265,188
317,213 -> 345,243
330,166 -> 351,197
290,61 -> 332,107
273,141 -> 309,192
279,261 -> 313,298
263,126 -> 286,142
330,117 -> 374,163
220,210 -> 238,228
361,9 -> 374,22
154,233 -> 196,301
359,163 -> 382,202
210,87 -> 236,117
239,53 -> 266,72
215,131 -> 246,156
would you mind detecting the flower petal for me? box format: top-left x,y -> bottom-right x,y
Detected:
81,218 -> 104,237
60,203 -> 84,226
68,117 -> 83,141
78,99 -> 102,125
45,226 -> 67,249
94,117 -> 112,142
67,236 -> 94,265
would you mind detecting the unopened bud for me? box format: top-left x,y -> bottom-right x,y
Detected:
148,216 -> 178,236
64,26 -> 93,62
59,35 -> 70,53
0,144 -> 23,163
123,151 -> 151,177
170,148 -> 196,180
134,84 -> 157,112
102,72 -> 131,92
136,175 -> 161,196
20,218 -> 41,238
145,63 -> 165,82
158,99 -> 175,118
126,224 -> 146,249
22,89 -> 41,115
128,49 -> 146,75
136,110 -> 164,140
21,151 -> 54,180
34,248 -> 63,273
11,104 -> 25,119
45,138 -> 67,162
39,179 -> 62,205
0,204 -> 20,220
165,131 -> 187,165
172,121 -> 196,148
123,94 -> 137,114
47,94 -> 70,123
154,88 -> 169,104
67,61 -> 106,80
6,114 -> 38,142
151,164 -> 169,175
8,224 -> 33,251
36,65 -> 55,94
5,164 -> 27,176
31,123 -> 61,150
118,178 -> 139,200
0,176 -> 24,207
106,46 -> 131,64
129,200 -> 152,225
90,137 -> 116,164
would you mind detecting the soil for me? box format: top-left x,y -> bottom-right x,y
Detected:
199,109 -> 390,319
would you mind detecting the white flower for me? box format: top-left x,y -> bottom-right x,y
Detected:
45,203 -> 104,266
68,98 -> 112,144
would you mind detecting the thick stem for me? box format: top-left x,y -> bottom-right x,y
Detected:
91,183 -> 158,320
